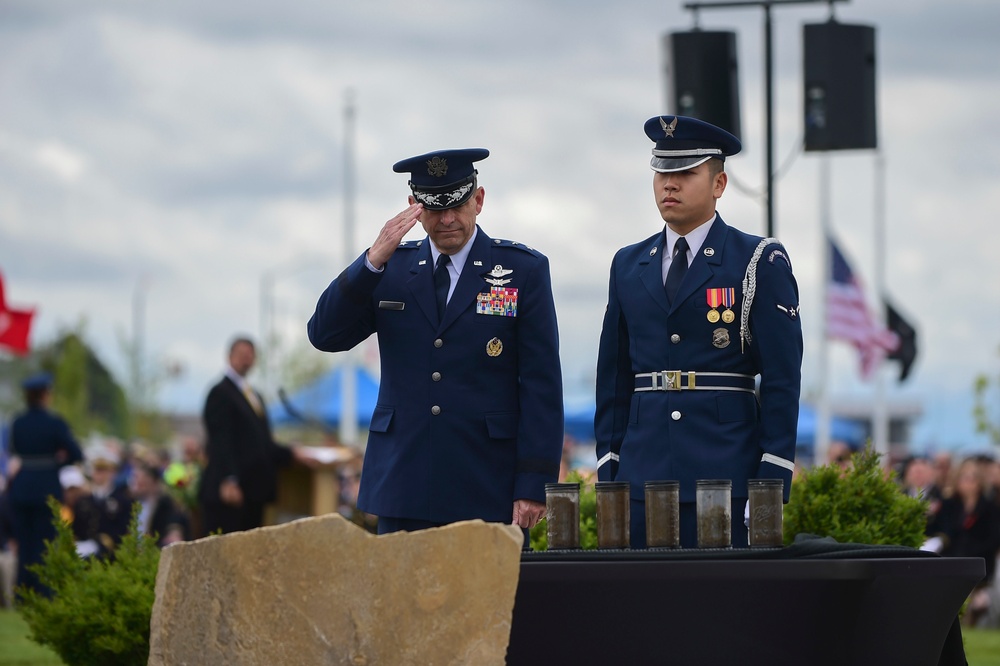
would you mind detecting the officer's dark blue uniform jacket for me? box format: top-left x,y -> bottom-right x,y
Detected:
595,215 -> 802,504
8,406 -> 83,505
308,225 -> 563,523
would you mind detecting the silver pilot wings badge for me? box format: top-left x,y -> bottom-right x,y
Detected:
483,264 -> 514,286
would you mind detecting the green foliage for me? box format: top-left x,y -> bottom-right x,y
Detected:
784,446 -> 928,548
48,327 -> 129,439
0,323 -> 131,438
530,470 -> 599,550
17,498 -> 160,666
973,345 -> 1000,446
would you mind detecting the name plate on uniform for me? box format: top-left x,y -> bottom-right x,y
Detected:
378,301 -> 405,310
477,287 -> 518,317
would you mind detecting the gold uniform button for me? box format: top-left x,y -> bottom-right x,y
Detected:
431,406 -> 442,415
670,334 -> 681,344
434,338 -> 443,348
432,372 -> 442,381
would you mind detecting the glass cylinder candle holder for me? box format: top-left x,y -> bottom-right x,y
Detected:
696,479 -> 732,549
595,481 -> 630,549
644,481 -> 680,549
748,479 -> 784,548
545,482 -> 581,550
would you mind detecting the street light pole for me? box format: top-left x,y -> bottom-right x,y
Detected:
340,89 -> 359,447
680,0 -> 848,238
764,2 -> 774,238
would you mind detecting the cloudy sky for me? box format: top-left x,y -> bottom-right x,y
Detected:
1,0 -> 998,454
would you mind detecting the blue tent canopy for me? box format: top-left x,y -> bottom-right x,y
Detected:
564,394 -> 597,443
796,403 -> 866,448
268,366 -> 381,429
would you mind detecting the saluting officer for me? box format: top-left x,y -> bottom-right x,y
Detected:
594,116 -> 802,548
308,148 -> 563,536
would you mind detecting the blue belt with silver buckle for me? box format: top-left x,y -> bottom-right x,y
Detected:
634,371 -> 756,393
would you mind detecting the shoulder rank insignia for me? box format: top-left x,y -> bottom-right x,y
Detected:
483,264 -> 513,286
776,304 -> 800,319
768,249 -> 791,268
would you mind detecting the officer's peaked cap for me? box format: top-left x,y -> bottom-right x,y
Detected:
645,115 -> 741,173
393,148 -> 489,210
21,372 -> 52,391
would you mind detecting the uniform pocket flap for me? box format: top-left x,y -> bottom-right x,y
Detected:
369,405 -> 394,432
485,412 -> 519,439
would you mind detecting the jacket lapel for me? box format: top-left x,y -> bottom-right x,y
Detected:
440,227 -> 490,331
405,241 -> 438,327
668,216 -> 728,313
640,229 -> 671,316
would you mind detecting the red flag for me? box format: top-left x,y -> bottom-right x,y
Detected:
0,272 -> 35,355
826,239 -> 899,379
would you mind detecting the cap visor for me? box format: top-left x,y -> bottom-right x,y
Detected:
411,180 -> 476,210
650,155 -> 714,173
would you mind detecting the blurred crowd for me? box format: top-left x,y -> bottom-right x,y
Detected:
895,450 -> 1000,628
0,432 -> 371,608
4,417 -> 1000,627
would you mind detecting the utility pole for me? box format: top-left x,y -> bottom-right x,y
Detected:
680,0 -> 849,238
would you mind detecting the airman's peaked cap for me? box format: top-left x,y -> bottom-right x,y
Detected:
393,148 -> 489,210
644,115 -> 741,173
21,372 -> 52,391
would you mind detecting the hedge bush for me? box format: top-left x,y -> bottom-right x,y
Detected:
784,446 -> 928,548
17,498 -> 160,666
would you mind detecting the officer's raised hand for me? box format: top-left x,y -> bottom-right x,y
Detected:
367,203 -> 423,270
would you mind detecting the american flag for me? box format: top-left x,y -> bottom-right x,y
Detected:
827,238 -> 900,379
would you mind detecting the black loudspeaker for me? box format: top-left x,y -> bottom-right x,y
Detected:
664,31 -> 741,140
803,21 -> 877,151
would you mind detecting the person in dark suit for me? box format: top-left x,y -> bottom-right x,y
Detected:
6,373 -> 84,593
199,337 -> 314,534
307,148 -> 563,536
595,116 -> 803,549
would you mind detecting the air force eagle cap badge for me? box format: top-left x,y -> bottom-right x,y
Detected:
393,148 -> 489,211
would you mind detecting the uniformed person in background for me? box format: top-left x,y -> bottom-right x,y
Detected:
6,373 -> 84,593
595,116 -> 802,548
308,148 -> 563,536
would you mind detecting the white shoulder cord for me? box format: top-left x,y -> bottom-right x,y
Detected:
740,237 -> 780,353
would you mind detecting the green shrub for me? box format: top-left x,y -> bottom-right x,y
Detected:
530,470 -> 599,550
17,497 -> 160,666
784,446 -> 928,547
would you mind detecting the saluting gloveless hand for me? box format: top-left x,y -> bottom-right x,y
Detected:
367,203 -> 423,269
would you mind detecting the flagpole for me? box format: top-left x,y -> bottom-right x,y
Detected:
339,89 -> 359,447
872,150 -> 890,460
816,154 -> 832,467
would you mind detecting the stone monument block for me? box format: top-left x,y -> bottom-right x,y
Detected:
148,514 -> 523,665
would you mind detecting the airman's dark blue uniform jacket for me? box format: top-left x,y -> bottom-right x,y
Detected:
595,215 -> 802,503
8,406 -> 83,505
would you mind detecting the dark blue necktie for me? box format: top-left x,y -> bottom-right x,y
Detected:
434,254 -> 451,319
664,236 -> 689,305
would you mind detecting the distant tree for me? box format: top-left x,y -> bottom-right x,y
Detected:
0,322 -> 130,439
973,344 -> 1000,446
275,339 -> 334,395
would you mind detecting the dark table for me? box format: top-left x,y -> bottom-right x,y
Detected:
508,541 -> 984,666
